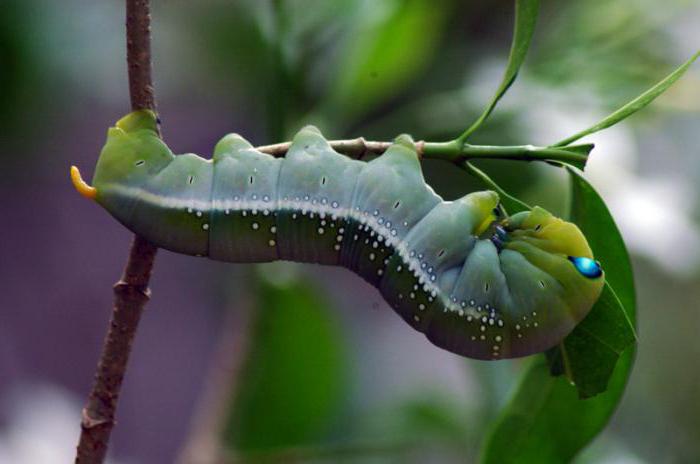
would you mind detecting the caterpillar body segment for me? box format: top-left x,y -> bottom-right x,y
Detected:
211,134 -> 282,263
77,111 -> 605,360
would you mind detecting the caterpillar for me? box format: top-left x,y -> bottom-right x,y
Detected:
71,110 -> 604,360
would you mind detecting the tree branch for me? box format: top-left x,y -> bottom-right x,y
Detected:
75,1 -> 159,463
126,0 -> 158,114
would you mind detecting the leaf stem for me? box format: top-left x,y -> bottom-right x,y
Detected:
256,138 -> 589,166
456,0 -> 540,144
460,161 -> 532,214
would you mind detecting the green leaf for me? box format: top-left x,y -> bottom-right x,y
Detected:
545,166 -> 636,397
550,143 -> 595,171
547,282 -> 635,399
480,351 -> 634,464
480,168 -> 638,463
457,0 -> 540,142
566,167 -> 636,316
224,270 -> 348,452
553,50 -> 700,147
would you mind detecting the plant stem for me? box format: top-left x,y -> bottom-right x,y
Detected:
256,139 -> 589,165
74,1 -> 159,463
174,302 -> 254,464
460,161 -> 532,214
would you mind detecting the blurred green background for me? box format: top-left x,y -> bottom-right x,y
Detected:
0,0 -> 698,463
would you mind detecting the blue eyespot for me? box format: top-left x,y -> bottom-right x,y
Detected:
568,256 -> 602,279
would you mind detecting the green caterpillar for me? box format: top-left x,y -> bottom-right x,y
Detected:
71,110 -> 604,360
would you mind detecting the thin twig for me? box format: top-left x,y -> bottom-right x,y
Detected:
75,1 -> 159,463
256,139 -> 590,166
257,138 -> 394,159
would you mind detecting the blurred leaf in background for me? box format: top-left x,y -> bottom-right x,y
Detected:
0,0 -> 43,152
192,0 -> 457,138
533,0 -> 676,101
317,0 -> 454,129
223,265 -> 349,453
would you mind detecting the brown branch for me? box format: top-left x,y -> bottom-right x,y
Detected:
75,1 -> 159,463
126,0 -> 158,114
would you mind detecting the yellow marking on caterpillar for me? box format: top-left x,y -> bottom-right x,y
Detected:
70,166 -> 97,200
474,212 -> 497,236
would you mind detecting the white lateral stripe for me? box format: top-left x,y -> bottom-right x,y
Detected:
105,183 -> 496,320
